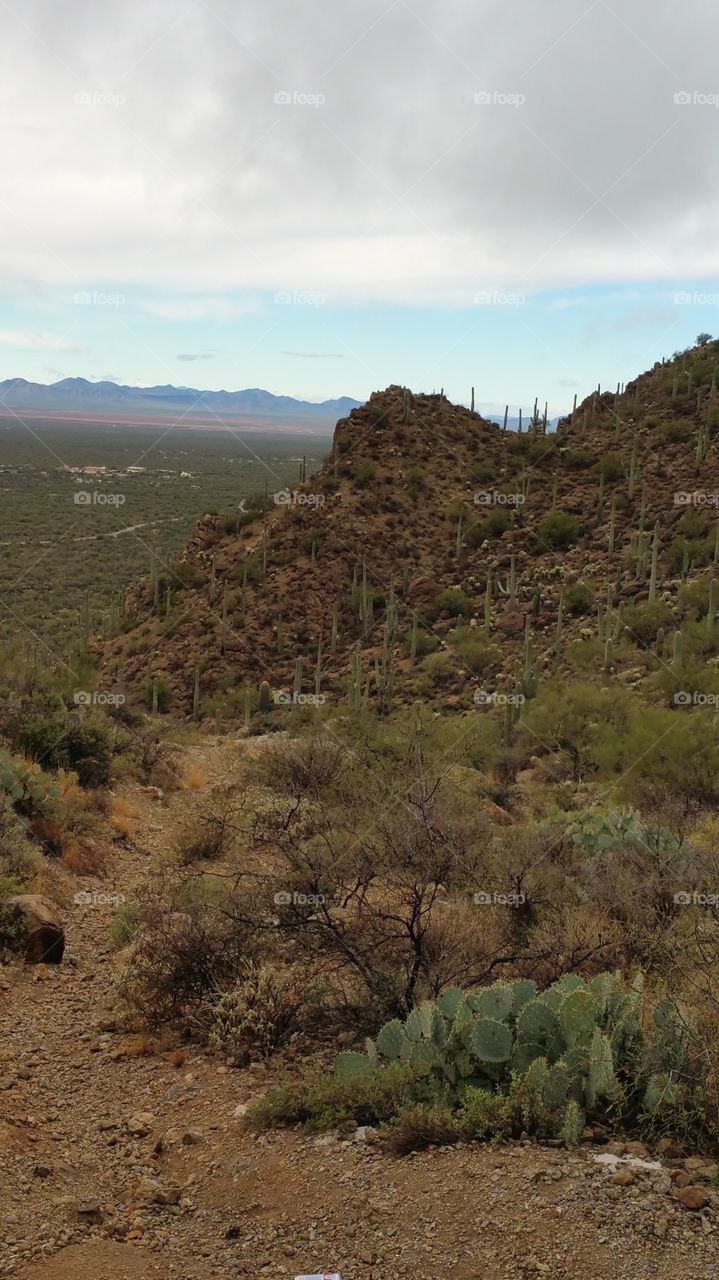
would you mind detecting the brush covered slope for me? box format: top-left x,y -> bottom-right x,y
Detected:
99,338 -> 719,719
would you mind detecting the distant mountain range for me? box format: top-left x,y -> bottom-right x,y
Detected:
0,377 -> 363,424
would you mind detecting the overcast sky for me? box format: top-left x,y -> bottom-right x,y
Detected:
0,0 -> 717,407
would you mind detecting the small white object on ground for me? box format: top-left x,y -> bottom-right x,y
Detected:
593,1152 -> 662,1172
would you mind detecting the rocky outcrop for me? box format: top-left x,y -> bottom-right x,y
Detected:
3,894 -> 65,963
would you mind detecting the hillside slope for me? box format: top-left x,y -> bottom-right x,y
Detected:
99,339 -> 719,716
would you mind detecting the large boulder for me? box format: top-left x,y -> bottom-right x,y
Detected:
2,894 -> 65,963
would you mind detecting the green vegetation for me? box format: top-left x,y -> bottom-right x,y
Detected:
0,419 -> 318,646
252,971 -> 713,1150
536,512 -> 579,549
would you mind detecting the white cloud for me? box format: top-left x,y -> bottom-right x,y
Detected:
0,330 -> 80,351
140,298 -> 260,321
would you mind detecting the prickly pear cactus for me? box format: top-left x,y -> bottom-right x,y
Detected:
542,1062 -> 571,1111
517,998 -> 559,1046
335,1051 -> 371,1079
586,1028 -> 617,1108
376,1019 -> 406,1060
331,972 -> 693,1144
470,982 -> 513,1023
469,1018 -> 513,1064
437,987 -> 464,1020
559,989 -> 600,1046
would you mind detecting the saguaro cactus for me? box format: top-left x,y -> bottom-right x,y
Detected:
708,579 -> 719,632
648,522 -> 660,603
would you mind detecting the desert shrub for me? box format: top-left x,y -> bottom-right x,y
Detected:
679,571 -> 718,620
231,555 -> 261,584
63,719 -> 114,787
253,737 -> 349,797
536,512 -> 578,550
246,729 -> 502,1021
0,900 -> 26,950
417,652 -> 456,687
1,697 -> 114,787
0,811 -> 43,895
563,449 -> 594,470
596,704 -> 719,808
676,509 -> 712,540
401,625 -> 439,659
466,508 -> 511,547
207,959 -> 320,1057
595,452 -> 625,481
301,525 -> 328,555
248,1060 -> 425,1132
175,789 -> 243,864
563,582 -> 594,615
621,600 -> 675,645
666,536 -> 711,575
433,588 -> 473,619
405,466 -> 426,496
522,681 -> 633,781
352,460 -> 376,489
117,879 -> 256,1029
128,733 -> 181,790
447,629 -> 500,675
384,1102 -> 462,1154
656,418 -> 694,443
111,900 -> 143,948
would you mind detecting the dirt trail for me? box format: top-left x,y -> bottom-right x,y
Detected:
2,739 -> 719,1280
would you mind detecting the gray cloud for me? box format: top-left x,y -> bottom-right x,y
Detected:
0,1 -> 717,303
177,352 -> 216,361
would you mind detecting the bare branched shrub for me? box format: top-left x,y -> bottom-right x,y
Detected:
252,736 -> 350,798
174,787 -> 244,864
117,876 -> 257,1029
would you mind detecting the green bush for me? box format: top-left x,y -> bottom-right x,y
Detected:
405,466 -> 426,496
621,600 -> 675,645
434,588 -> 473,619
564,582 -> 595,616
595,453 -> 625,481
248,1060 -> 424,1132
536,512 -> 578,550
448,629 -> 499,675
352,460 -> 377,489
466,508 -> 511,547
418,652 -> 456,688
656,419 -> 694,444
401,626 -> 439,658
666,536 -> 711,575
563,449 -> 594,470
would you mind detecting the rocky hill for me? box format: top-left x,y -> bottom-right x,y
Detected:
99,338 -> 719,716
